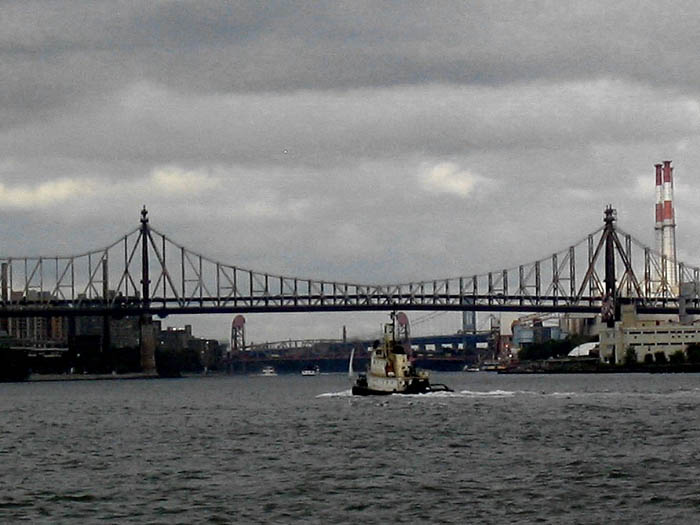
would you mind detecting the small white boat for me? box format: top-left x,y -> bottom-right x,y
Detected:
301,365 -> 320,376
261,366 -> 277,376
480,360 -> 505,372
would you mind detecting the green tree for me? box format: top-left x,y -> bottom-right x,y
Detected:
669,350 -> 686,365
643,353 -> 654,365
517,335 -> 596,361
686,344 -> 700,364
624,346 -> 637,365
654,351 -> 668,364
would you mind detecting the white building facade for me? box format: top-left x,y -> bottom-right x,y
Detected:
599,304 -> 700,364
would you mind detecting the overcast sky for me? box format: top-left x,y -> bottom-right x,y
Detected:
3,1 -> 700,342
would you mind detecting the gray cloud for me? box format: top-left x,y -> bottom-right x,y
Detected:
3,0 -> 700,341
3,80 -> 697,168
5,2 -> 700,116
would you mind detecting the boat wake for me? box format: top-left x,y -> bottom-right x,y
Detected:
459,389 -> 518,398
318,388 -> 700,400
317,390 -> 354,398
318,389 -> 502,399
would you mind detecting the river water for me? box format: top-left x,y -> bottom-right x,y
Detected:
1,372 -> 699,524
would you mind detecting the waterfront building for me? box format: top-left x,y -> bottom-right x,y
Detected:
159,325 -> 194,350
7,291 -> 68,345
73,315 -> 140,349
510,314 -> 569,357
512,322 -> 567,349
598,304 -> 700,364
158,325 -> 226,371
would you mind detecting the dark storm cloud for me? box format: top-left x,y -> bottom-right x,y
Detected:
4,1 -> 700,119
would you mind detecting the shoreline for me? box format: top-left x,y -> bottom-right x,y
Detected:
500,359 -> 700,374
28,372 -> 160,382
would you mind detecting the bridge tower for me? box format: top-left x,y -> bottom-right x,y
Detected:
229,315 -> 246,374
603,205 -> 617,327
231,315 -> 246,352
139,206 -> 157,373
141,205 -> 151,304
395,311 -> 412,356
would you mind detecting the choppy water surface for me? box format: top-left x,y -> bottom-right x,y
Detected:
2,373 -> 700,524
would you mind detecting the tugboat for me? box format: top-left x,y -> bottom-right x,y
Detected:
351,312 -> 452,395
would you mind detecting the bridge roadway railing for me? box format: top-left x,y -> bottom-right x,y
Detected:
1,208 -> 700,317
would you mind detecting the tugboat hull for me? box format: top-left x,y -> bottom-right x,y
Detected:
352,375 -> 448,396
351,384 -> 394,396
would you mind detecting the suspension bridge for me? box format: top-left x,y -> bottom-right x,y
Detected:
1,205 -> 699,320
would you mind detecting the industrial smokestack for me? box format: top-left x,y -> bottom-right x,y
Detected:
661,160 -> 678,292
655,163 -> 663,257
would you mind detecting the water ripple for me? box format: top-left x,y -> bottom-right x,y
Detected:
2,373 -> 699,523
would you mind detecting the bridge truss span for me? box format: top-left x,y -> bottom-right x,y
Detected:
1,206 -> 699,318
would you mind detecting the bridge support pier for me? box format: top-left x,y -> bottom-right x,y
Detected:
140,315 -> 157,373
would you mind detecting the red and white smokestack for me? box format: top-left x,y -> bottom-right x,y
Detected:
661,160 -> 678,291
655,163 -> 664,256
662,161 -> 675,226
